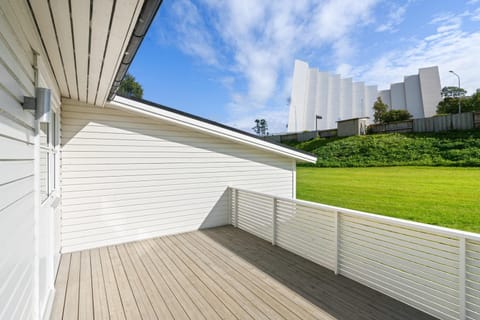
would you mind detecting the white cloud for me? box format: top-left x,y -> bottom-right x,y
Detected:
168,0 -> 219,66
163,0 -> 380,132
376,1 -> 411,33
356,12 -> 480,95
472,8 -> 480,21
192,0 -> 379,132
162,1 -> 479,133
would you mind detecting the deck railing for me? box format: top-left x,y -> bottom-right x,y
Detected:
228,187 -> 480,320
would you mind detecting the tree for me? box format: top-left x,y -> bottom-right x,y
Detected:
118,73 -> 143,98
437,90 -> 480,114
252,119 -> 268,136
373,97 -> 388,124
437,97 -> 461,114
441,86 -> 467,99
372,97 -> 412,123
382,110 -> 412,123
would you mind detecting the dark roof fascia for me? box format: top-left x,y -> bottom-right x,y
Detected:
116,94 -> 317,160
107,0 -> 163,101
336,117 -> 370,123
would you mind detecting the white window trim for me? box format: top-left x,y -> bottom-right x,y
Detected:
40,109 -> 60,205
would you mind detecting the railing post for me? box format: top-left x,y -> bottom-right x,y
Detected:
272,197 -> 277,246
227,187 -> 232,225
234,188 -> 239,228
334,211 -> 340,275
459,237 -> 466,320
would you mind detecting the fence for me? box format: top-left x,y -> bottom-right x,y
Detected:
268,112 -> 480,142
475,112 -> 480,129
414,112 -> 475,132
370,112 -> 478,134
368,120 -> 413,134
229,187 -> 480,320
263,129 -> 337,143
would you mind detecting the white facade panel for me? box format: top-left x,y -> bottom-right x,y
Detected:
288,60 -> 309,132
391,82 -> 407,110
0,1 -> 61,319
404,75 -> 424,118
340,78 -> 353,120
364,85 -> 378,120
327,74 -> 341,130
288,60 -> 443,131
287,60 -> 379,131
419,66 -> 442,117
352,82 -> 365,118
379,90 -> 392,108
315,72 -> 329,121
61,103 -> 295,253
305,69 -> 318,130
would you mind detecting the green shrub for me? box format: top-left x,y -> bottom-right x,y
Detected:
291,130 -> 480,167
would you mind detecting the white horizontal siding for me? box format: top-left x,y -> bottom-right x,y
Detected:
61,103 -> 294,252
231,187 -> 480,320
0,1 -> 35,318
0,1 -> 61,319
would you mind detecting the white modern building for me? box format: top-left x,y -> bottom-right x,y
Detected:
288,60 -> 442,132
379,66 -> 442,119
288,60 -> 378,132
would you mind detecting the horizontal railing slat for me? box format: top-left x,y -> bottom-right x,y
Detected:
340,253 -> 459,303
229,186 -> 480,320
339,266 -> 459,320
340,224 -> 460,272
230,186 -> 480,241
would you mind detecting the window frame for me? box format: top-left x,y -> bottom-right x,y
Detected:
39,110 -> 59,204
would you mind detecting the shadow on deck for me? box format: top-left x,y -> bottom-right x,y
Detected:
51,226 -> 437,319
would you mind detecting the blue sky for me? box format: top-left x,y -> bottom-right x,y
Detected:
129,0 -> 480,133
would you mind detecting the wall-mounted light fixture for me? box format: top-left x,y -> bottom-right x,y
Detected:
22,87 -> 51,122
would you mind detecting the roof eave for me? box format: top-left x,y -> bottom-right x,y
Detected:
109,96 -> 317,163
107,0 -> 163,101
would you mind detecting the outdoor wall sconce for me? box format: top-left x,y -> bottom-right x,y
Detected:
23,87 -> 51,122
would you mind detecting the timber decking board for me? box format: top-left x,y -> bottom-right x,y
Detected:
51,226 -> 438,320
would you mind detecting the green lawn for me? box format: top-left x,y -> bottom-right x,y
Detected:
296,166 -> 480,233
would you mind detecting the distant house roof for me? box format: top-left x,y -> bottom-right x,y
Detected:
336,117 -> 369,123
109,96 -> 318,163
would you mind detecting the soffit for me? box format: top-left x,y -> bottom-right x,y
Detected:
28,0 -> 143,106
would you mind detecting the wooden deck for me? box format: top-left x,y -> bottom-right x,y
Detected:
51,226 -> 437,320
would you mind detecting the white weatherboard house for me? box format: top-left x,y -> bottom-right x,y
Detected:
0,1 -> 314,318
1,1 -> 480,320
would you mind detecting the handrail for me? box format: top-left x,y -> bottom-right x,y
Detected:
229,186 -> 480,242
229,186 -> 479,320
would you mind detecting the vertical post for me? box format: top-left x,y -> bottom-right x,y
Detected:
234,189 -> 239,228
272,197 -> 277,246
334,211 -> 340,275
459,237 -> 466,320
227,187 -> 232,225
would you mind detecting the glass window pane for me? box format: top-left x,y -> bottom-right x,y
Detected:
40,149 -> 49,202
52,111 -> 58,147
40,122 -> 49,146
51,111 -> 57,192
52,152 -> 56,191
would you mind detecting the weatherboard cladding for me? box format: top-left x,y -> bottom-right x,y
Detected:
0,1 -> 61,319
61,103 -> 296,252
114,95 -> 317,163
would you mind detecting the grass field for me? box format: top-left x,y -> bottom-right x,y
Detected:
296,166 -> 480,233
290,131 -> 480,167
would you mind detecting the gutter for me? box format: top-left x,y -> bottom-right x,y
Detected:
107,0 -> 163,101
